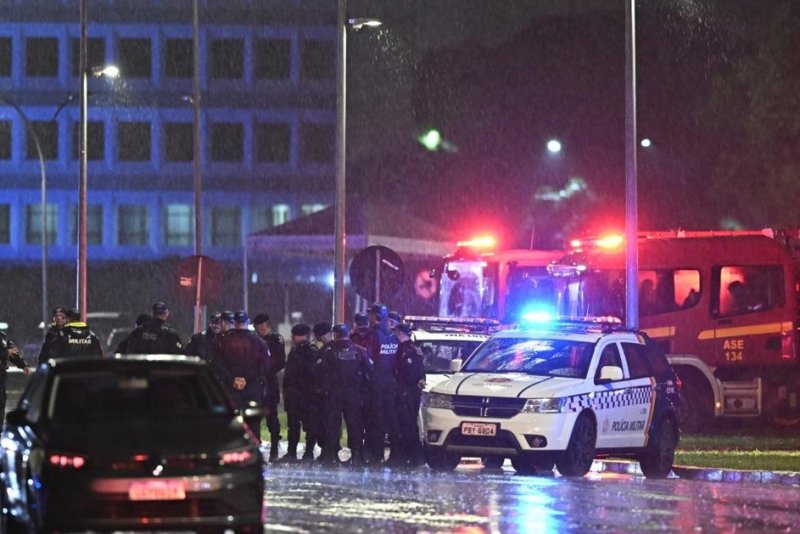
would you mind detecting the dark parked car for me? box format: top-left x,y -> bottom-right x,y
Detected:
0,355 -> 264,533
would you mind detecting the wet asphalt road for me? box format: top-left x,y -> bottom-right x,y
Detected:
263,463 -> 800,533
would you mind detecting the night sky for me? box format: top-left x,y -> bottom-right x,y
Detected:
343,0 -> 784,248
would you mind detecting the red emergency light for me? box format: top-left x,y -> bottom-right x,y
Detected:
457,235 -> 496,249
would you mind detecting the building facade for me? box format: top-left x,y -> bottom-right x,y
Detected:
0,0 -> 335,266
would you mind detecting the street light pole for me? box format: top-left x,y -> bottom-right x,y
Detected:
624,0 -> 639,330
333,0 -> 347,324
77,0 -> 88,321
192,0 -> 204,334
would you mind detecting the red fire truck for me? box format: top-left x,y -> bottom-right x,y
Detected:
548,229 -> 800,430
436,236 -> 565,324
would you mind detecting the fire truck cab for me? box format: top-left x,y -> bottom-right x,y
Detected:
548,230 -> 800,431
437,237 -> 564,324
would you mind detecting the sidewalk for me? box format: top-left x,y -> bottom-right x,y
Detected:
262,441 -> 800,486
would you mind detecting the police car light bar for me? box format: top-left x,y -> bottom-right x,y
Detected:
518,314 -> 625,334
403,315 -> 501,333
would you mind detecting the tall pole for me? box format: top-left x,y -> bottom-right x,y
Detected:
0,95 -> 48,338
192,0 -> 204,333
624,0 -> 639,330
333,0 -> 347,324
77,0 -> 88,322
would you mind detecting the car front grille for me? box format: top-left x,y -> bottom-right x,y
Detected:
451,395 -> 527,418
445,429 -> 521,451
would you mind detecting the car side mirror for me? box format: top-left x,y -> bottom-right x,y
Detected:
597,365 -> 623,383
449,358 -> 463,373
5,409 -> 27,427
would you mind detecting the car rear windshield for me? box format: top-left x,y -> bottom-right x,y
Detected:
47,368 -> 231,421
418,340 -> 483,373
463,337 -> 594,378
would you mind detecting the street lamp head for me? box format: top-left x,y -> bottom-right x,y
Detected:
348,17 -> 382,31
640,138 -> 652,148
546,139 -> 562,154
91,64 -> 119,79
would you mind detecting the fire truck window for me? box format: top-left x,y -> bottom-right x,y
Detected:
717,266 -> 785,317
621,342 -> 651,379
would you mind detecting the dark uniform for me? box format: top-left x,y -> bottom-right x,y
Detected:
363,309 -> 399,464
114,313 -> 151,355
351,312 -> 370,347
125,316 -> 183,355
185,314 -> 222,363
319,325 -> 372,465
215,316 -> 271,440
254,314 -> 286,461
37,306 -> 67,366
52,310 -> 104,359
1,331 -> 28,428
392,324 -> 426,466
282,324 -> 316,462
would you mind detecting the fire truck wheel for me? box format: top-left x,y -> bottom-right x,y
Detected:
677,371 -> 714,433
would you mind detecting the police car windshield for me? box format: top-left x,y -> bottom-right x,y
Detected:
462,337 -> 594,378
418,340 -> 483,373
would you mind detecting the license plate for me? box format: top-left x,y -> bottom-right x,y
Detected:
461,422 -> 498,436
128,480 -> 186,501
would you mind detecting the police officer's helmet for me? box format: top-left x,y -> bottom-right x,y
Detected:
313,322 -> 332,338
369,303 -> 388,318
353,312 -> 369,327
220,310 -> 235,324
387,311 -> 402,326
208,312 -> 222,325
332,323 -> 350,338
395,322 -> 413,336
291,323 -> 311,337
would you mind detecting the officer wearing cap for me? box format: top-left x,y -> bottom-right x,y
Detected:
1,329 -> 30,428
307,321 -> 333,458
114,312 -> 151,355
319,324 -> 373,466
215,311 -> 271,442
281,323 -> 317,463
390,322 -> 426,467
51,308 -> 104,359
37,306 -> 68,365
363,303 -> 399,465
387,311 -> 402,331
219,310 -> 235,333
253,313 -> 286,462
351,312 -> 370,347
312,321 -> 332,351
185,312 -> 223,363
124,301 -> 183,355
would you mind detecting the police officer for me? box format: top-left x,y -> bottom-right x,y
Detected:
51,308 -> 104,359
312,322 -> 332,351
308,321 -> 333,459
363,303 -> 399,465
253,313 -> 286,462
184,312 -> 223,363
37,306 -> 68,365
125,301 -> 183,354
114,313 -> 151,355
392,322 -> 426,467
0,330 -> 30,428
219,310 -> 235,334
319,324 -> 372,466
281,323 -> 316,463
215,311 -> 271,441
387,311 -> 402,331
350,312 -> 370,347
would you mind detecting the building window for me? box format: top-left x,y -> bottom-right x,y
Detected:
118,122 -> 151,161
26,37 -> 58,77
163,122 -> 193,162
0,121 -> 10,160
0,204 -> 9,244
118,205 -> 149,246
272,204 -> 290,226
211,206 -> 241,247
118,38 -> 151,78
0,37 -> 11,77
27,121 -> 58,160
72,121 -> 105,160
300,123 -> 334,163
164,38 -> 192,78
250,206 -> 271,233
301,39 -> 334,80
211,39 -> 243,79
255,123 -> 290,163
26,203 -> 57,245
211,122 -> 243,162
301,204 -> 326,216
70,204 -> 103,245
71,37 -> 105,77
254,39 -> 290,80
163,204 -> 192,247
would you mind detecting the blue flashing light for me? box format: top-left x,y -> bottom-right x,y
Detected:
521,310 -> 554,324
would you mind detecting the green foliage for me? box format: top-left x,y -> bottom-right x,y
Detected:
676,432 -> 800,471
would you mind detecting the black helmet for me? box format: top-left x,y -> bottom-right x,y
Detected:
353,312 -> 369,327
291,323 -> 311,337
332,323 -> 350,338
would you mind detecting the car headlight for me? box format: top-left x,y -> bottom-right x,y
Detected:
422,392 -> 454,410
521,398 -> 565,414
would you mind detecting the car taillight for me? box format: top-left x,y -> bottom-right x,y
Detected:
220,448 -> 257,465
49,453 -> 87,469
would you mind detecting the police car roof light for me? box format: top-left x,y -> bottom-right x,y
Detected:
518,315 -> 625,334
403,315 -> 501,334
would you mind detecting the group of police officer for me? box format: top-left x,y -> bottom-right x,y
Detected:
3,299 -> 426,468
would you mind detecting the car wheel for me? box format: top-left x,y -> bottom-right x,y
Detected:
638,419 -> 677,479
511,456 -> 554,476
556,414 -> 596,477
424,448 -> 460,471
481,456 -> 504,469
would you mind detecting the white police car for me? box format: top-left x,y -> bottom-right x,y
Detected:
421,318 -> 680,478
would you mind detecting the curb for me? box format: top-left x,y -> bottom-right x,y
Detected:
595,459 -> 800,486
